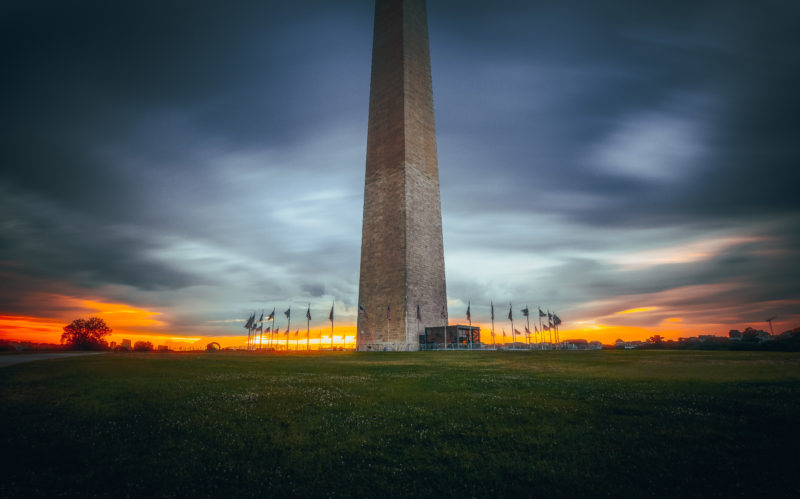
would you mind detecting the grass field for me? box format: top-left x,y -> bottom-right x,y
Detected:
2,350 -> 799,498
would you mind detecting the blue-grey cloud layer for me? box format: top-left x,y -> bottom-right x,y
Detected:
1,0 -> 798,336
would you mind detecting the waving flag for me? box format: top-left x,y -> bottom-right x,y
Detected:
284,308 -> 291,319
491,301 -> 495,321
268,309 -> 275,321
306,306 -> 311,321
466,301 -> 471,322
358,304 -> 368,318
521,307 -> 529,317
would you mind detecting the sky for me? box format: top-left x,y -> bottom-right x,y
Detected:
2,0 -> 799,347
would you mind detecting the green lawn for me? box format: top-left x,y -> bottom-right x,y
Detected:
2,350 -> 799,498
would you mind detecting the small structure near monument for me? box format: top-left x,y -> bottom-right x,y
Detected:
206,342 -> 221,352
421,325 -> 480,350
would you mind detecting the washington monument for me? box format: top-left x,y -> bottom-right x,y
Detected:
357,0 -> 448,351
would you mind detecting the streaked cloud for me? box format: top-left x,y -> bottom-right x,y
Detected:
1,0 -> 798,344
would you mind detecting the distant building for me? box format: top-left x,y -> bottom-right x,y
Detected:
563,339 -> 588,350
120,339 -> 132,350
615,340 -> 645,349
421,325 -> 480,349
698,335 -> 728,344
157,345 -> 169,351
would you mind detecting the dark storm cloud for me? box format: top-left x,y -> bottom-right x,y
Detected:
1,0 -> 798,336
1,0 -> 372,219
430,0 -> 800,226
0,0 -> 374,329
0,183 -> 197,292
425,1 -> 800,331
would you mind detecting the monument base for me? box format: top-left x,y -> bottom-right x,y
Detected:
356,342 -> 420,352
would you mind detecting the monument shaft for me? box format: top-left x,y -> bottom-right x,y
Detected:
357,0 -> 448,351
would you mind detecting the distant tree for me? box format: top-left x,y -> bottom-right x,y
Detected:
649,335 -> 664,347
133,341 -> 154,352
61,317 -> 111,350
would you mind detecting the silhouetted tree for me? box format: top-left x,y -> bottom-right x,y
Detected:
61,317 -> 111,350
133,341 -> 154,352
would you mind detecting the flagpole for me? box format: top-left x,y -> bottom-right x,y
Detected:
467,301 -> 472,351
251,312 -> 255,351
525,306 -> 531,350
553,313 -> 557,348
492,317 -> 495,350
491,302 -> 495,350
538,307 -> 544,350
554,313 -> 560,348
510,304 -> 516,350
443,306 -> 447,351
247,314 -> 252,351
306,304 -> 310,351
287,308 -> 291,352
330,301 -> 334,350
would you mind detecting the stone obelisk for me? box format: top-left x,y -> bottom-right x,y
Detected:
357,0 -> 448,351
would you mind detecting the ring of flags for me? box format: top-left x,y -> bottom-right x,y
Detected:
240,301 -> 563,350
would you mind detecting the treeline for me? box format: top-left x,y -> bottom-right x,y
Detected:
630,329 -> 800,352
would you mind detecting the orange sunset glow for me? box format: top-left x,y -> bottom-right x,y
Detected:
2,293 -> 797,350
10,306 -> 800,349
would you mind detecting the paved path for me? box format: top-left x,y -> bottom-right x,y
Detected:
0,351 -> 106,367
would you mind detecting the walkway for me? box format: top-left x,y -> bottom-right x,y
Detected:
0,351 -> 106,368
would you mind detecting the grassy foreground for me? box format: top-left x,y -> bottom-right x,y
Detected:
1,351 -> 799,498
